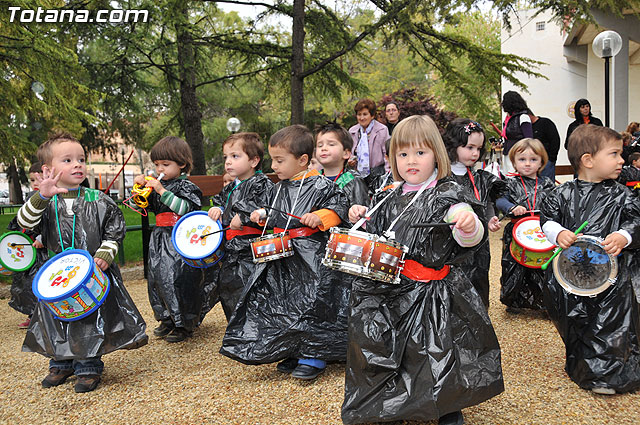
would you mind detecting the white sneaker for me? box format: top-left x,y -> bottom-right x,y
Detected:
592,387 -> 616,395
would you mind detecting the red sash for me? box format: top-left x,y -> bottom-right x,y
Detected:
274,227 -> 320,239
156,212 -> 181,227
226,227 -> 262,241
401,259 -> 450,282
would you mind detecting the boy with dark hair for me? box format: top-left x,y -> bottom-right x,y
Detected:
17,133 -> 147,393
208,132 -> 273,320
618,151 -> 640,187
220,124 -> 349,381
540,124 -> 640,395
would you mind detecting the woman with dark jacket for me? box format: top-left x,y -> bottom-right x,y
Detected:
501,91 -> 533,173
565,98 -> 603,148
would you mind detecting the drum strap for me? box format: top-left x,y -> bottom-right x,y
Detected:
466,168 -> 481,201
401,260 -> 450,282
519,175 -> 537,215
573,182 -> 603,230
262,184 -> 283,237
54,189 -> 81,251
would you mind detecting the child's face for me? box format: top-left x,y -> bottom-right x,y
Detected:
456,132 -> 483,167
632,158 -> 640,169
269,145 -> 308,180
585,139 -> 624,181
356,109 -> 374,128
513,148 -> 542,178
223,141 -> 258,181
45,141 -> 86,189
315,132 -> 349,169
308,157 -> 323,171
222,173 -> 234,186
29,172 -> 41,191
154,160 -> 183,180
395,143 -> 436,185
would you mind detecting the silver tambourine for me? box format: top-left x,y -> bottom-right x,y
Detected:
552,235 -> 618,297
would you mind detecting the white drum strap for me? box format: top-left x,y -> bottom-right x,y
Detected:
261,184 -> 283,237
350,186 -> 397,232
283,171 -> 307,232
384,172 -> 436,237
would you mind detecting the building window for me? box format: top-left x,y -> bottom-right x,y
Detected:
536,21 -> 545,31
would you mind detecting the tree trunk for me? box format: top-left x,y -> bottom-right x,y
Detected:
290,0 -> 305,125
175,3 -> 206,175
7,162 -> 24,204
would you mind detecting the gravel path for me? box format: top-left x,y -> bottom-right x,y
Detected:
0,229 -> 638,424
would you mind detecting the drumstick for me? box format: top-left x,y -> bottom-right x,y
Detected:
9,243 -> 32,247
541,220 -> 588,271
200,227 -> 231,239
410,222 -> 457,228
262,206 -> 303,220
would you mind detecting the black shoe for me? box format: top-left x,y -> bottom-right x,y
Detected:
291,364 -> 324,380
438,411 -> 464,425
153,321 -> 174,337
74,375 -> 101,393
505,306 -> 521,314
276,358 -> 299,374
41,368 -> 74,388
165,327 -> 191,343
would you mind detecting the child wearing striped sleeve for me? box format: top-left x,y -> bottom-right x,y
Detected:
343,116 -> 503,425
133,136 -> 204,343
18,133 -> 147,393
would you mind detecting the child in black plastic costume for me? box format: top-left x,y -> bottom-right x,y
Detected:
496,138 -> 555,311
17,133 -> 147,393
540,124 -> 640,395
208,132 -> 273,320
442,118 -> 506,308
343,115 -> 503,425
133,136 -> 203,343
220,125 -> 348,381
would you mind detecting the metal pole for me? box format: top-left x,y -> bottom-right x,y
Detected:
604,56 -> 610,128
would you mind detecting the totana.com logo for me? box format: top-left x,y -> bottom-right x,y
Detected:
8,7 -> 149,23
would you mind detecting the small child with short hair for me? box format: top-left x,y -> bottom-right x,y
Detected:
208,132 -> 273,320
133,136 -> 204,343
540,124 -> 640,394
618,151 -> 640,187
496,138 -> 555,311
220,124 -> 349,381
17,133 -> 147,393
222,172 -> 234,187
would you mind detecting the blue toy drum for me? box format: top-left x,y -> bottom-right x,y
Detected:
172,211 -> 224,268
32,249 -> 110,321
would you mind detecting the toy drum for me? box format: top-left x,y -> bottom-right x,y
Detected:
32,249 -> 110,321
368,237 -> 408,284
510,216 -> 555,268
172,211 -> 224,268
0,231 -> 36,273
251,233 -> 293,263
552,235 -> 618,297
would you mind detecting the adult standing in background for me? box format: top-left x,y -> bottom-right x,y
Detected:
501,91 -> 533,172
530,113 -> 560,180
565,98 -> 603,148
348,99 -> 389,178
384,101 -> 401,135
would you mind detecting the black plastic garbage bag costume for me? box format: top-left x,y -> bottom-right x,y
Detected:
211,172 -> 274,321
452,167 -> 506,307
342,179 -> 504,424
22,188 -> 147,359
6,217 -> 43,315
220,170 -> 349,364
499,175 -> 555,309
329,169 -> 370,208
540,180 -> 640,392
146,176 -> 204,331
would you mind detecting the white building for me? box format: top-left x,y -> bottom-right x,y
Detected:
501,8 -> 640,170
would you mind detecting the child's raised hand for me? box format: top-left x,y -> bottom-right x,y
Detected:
250,209 -> 266,225
454,211 -> 477,234
556,230 -> 578,249
230,214 -> 243,230
134,174 -> 146,186
349,205 -> 368,224
511,206 -> 527,216
38,166 -> 68,198
144,178 -> 165,195
94,257 -> 109,271
488,216 -> 501,232
208,207 -> 222,221
300,212 -> 322,229
602,232 -> 627,256
347,157 -> 358,169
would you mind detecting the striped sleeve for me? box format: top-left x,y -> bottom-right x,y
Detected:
94,240 -> 119,266
159,190 -> 190,215
17,192 -> 50,229
446,203 -> 484,248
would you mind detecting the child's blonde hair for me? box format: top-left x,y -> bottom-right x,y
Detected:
150,136 -> 193,174
508,138 -> 548,174
389,115 -> 451,181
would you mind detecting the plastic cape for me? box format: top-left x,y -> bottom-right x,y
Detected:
6,217 -> 43,315
618,165 -> 640,186
499,175 -> 555,309
22,188 -> 148,360
539,179 -> 640,392
334,170 -> 370,207
210,172 -> 274,320
220,173 -> 350,364
146,176 -> 204,331
341,178 -> 503,424
452,169 -> 507,307
363,164 -> 387,196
